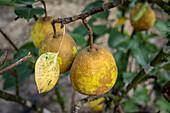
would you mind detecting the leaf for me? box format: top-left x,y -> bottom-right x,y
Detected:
35,52 -> 60,94
70,33 -> 87,48
115,17 -> 126,27
11,0 -> 35,5
91,25 -> 108,36
123,100 -> 138,112
0,0 -> 11,5
2,49 -> 34,89
154,20 -> 168,36
91,11 -> 110,20
156,71 -> 169,87
131,47 -> 146,67
72,24 -> 88,37
82,1 -> 103,13
131,87 -> 150,105
114,51 -> 129,74
108,29 -> 129,51
0,49 -> 3,57
20,42 -> 39,57
123,72 -> 137,83
133,2 -> 149,22
162,63 -> 170,70
14,6 -> 44,21
155,97 -> 170,112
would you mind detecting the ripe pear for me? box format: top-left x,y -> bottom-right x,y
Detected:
70,44 -> 118,96
89,97 -> 105,112
130,3 -> 155,31
31,16 -> 65,48
39,33 -> 77,74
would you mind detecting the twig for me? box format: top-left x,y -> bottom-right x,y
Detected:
162,80 -> 170,102
40,0 -> 47,18
151,0 -> 170,15
0,52 -> 31,74
15,71 -> 19,96
0,90 -> 51,113
0,50 -> 8,68
51,0 -> 126,24
71,90 -> 75,113
82,19 -> 93,49
55,86 -> 66,113
0,29 -> 19,51
115,38 -> 170,106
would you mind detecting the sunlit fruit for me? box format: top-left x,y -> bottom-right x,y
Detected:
39,33 -> 77,74
130,3 -> 155,31
70,44 -> 118,96
89,97 -> 105,112
31,16 -> 65,48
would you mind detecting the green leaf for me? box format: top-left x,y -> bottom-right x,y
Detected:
14,6 -> 44,21
131,47 -> 146,67
155,97 -> 170,112
0,49 -> 3,57
70,33 -> 87,48
108,29 -> 129,50
72,24 -> 88,37
123,100 -> 138,112
0,0 -> 11,5
133,2 -> 149,22
154,20 -> 168,36
20,42 -> 39,56
162,63 -> 170,70
113,51 -> 129,74
123,72 -> 137,83
92,25 -> 108,36
156,71 -> 169,87
91,11 -> 110,20
11,0 -> 35,5
131,87 -> 150,105
139,42 -> 158,63
82,1 -> 103,13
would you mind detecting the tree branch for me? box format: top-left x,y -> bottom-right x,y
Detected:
51,0 -> 126,24
151,0 -> 170,15
72,93 -> 116,113
0,90 -> 51,113
0,28 -> 19,51
0,52 -> 31,74
0,50 -> 8,68
115,38 -> 170,105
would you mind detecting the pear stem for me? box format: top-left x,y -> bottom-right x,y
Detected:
41,0 -> 47,18
82,19 -> 93,49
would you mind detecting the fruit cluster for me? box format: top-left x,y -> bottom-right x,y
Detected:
31,15 -> 118,96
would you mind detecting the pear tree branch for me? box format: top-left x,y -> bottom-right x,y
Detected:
0,52 -> 31,74
115,38 -> 170,105
0,90 -> 51,113
51,0 -> 126,25
151,0 -> 170,15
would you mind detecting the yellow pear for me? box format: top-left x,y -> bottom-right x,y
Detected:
130,3 -> 155,31
31,16 -> 65,48
39,33 -> 77,74
70,44 -> 118,96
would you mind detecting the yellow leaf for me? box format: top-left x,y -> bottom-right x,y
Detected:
115,17 -> 126,27
35,52 -> 59,94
